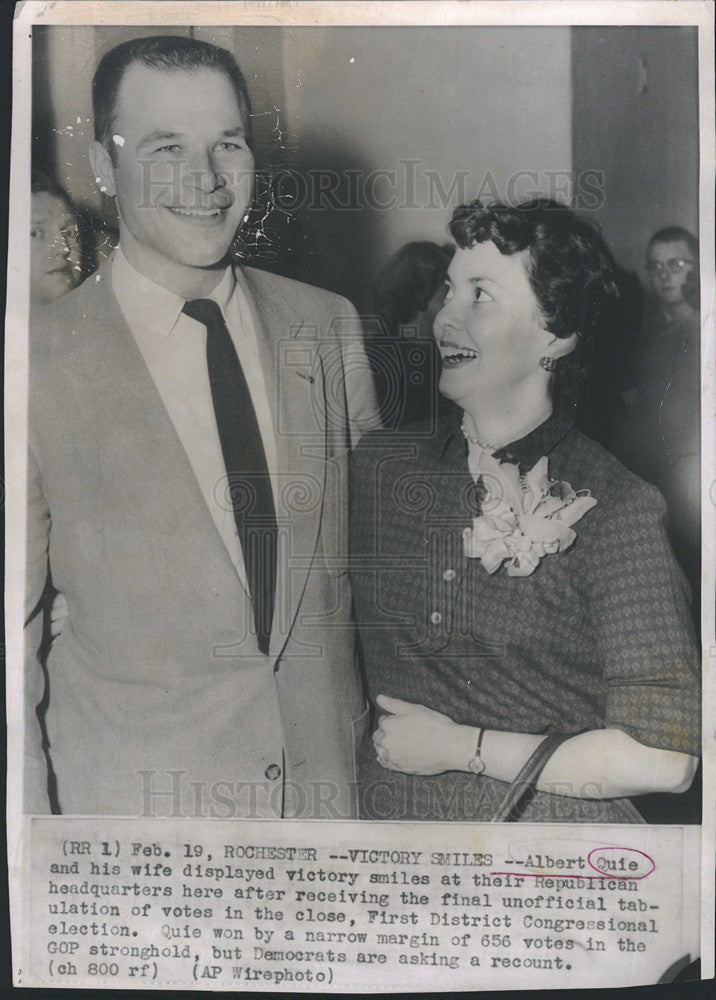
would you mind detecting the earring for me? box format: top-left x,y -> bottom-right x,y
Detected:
539,356 -> 557,372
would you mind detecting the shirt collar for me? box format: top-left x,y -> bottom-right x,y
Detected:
206,264 -> 236,314
112,246 -> 234,341
440,407 -> 573,473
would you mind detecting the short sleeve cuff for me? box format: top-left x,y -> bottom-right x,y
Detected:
607,679 -> 701,756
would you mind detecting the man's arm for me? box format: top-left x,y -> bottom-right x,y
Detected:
24,445 -> 51,813
334,297 -> 382,447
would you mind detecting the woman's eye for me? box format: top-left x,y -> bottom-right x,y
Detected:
30,228 -> 41,239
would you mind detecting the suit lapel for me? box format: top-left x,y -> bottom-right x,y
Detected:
68,263 -> 249,593
240,267 -> 328,657
69,261 -> 328,656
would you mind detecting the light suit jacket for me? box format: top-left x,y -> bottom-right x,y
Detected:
25,259 -> 379,817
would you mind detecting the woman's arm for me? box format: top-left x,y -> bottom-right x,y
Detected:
374,695 -> 698,798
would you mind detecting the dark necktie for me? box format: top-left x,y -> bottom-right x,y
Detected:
183,298 -> 277,655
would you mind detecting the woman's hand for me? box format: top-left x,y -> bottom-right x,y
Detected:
373,699 -> 698,797
50,592 -> 68,639
373,694 -> 476,775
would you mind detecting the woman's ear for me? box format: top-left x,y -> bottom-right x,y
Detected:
88,141 -> 117,198
548,332 -> 579,361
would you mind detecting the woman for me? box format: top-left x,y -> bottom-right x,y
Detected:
349,199 -> 700,823
371,241 -> 454,428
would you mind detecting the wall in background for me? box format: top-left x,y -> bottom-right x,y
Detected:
572,26 -> 699,279
32,25 -> 699,308
32,25 -> 572,310
280,26 -> 572,310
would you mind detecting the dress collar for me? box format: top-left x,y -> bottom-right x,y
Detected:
439,407 -> 573,474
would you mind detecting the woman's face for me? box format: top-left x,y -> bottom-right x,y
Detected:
30,191 -> 80,303
434,241 -> 554,406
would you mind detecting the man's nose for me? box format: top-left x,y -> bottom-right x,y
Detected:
184,148 -> 226,192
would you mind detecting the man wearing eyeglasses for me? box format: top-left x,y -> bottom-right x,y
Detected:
621,225 -> 701,633
645,227 -> 699,316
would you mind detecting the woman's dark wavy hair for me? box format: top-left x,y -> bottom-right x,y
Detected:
374,241 -> 454,337
92,35 -> 253,164
449,198 -> 621,416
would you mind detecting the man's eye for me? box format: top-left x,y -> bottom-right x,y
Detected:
473,287 -> 490,304
155,144 -> 182,154
30,227 -> 42,239
216,141 -> 244,152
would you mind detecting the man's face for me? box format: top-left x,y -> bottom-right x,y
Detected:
646,239 -> 695,308
93,63 -> 254,288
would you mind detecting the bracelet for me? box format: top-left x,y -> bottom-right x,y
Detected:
467,727 -> 486,774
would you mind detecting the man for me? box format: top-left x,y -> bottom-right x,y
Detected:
30,171 -> 81,304
641,227 -> 701,617
25,35 -> 378,817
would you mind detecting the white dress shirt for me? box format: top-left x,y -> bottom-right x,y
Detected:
112,247 -> 278,600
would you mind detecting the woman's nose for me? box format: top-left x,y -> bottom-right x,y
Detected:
434,302 -> 460,336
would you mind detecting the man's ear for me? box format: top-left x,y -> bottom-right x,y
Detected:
88,140 -> 117,198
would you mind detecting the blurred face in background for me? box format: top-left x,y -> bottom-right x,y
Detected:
646,239 -> 696,310
417,280 -> 450,340
30,191 -> 80,303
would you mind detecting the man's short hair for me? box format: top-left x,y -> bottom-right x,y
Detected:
648,225 -> 699,260
92,35 -> 253,162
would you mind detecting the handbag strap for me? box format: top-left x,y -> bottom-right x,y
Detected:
490,732 -> 572,822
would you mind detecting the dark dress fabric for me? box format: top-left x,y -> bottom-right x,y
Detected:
349,410 -> 700,823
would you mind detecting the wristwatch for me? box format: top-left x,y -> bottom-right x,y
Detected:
467,727 -> 486,774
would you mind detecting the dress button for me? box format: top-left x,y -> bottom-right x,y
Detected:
443,569 -> 456,581
430,611 -> 442,625
265,764 -> 282,780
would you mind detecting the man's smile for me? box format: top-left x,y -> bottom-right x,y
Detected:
165,205 -> 229,225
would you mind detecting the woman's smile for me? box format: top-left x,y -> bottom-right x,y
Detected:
439,339 -> 480,367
